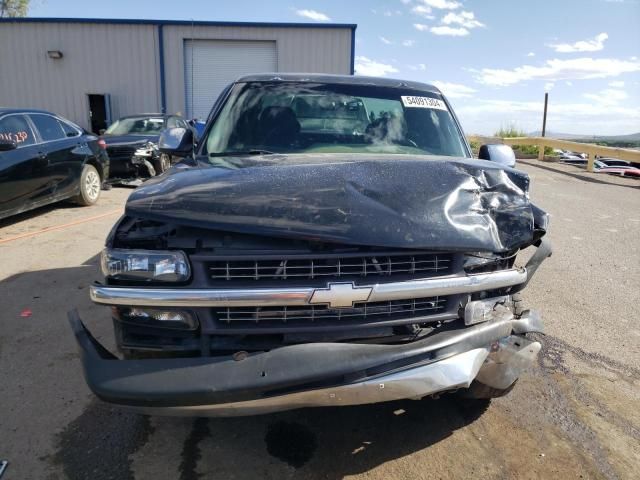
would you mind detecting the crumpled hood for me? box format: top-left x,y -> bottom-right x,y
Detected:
126,154 -> 547,252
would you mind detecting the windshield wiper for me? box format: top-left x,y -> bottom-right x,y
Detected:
209,149 -> 278,157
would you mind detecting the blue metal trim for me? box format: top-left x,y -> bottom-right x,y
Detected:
158,24 -> 167,114
350,27 -> 356,75
0,17 -> 357,30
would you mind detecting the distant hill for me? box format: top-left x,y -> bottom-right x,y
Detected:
527,131 -> 640,148
528,130 -> 587,139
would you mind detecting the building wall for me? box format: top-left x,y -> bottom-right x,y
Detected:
162,25 -> 353,116
0,20 -> 354,130
0,22 -> 162,129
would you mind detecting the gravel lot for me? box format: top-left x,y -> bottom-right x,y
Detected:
1,161 -> 638,479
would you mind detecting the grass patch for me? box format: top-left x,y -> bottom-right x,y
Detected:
494,123 -> 554,156
495,124 -> 526,138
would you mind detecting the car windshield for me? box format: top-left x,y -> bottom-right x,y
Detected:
204,82 -> 469,159
104,116 -> 166,135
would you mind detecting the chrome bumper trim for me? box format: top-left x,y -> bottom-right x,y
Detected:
120,348 -> 490,417
90,268 -> 527,307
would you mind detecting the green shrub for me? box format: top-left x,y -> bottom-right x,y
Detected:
495,124 -> 527,138
512,145 -> 555,156
494,123 -> 554,156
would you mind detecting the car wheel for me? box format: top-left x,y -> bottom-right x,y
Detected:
75,164 -> 101,206
154,153 -> 171,175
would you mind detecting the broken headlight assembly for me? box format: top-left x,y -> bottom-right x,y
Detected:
133,142 -> 158,158
101,248 -> 191,282
463,252 -> 515,273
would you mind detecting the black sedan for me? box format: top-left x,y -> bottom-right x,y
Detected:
0,109 -> 109,220
101,114 -> 193,181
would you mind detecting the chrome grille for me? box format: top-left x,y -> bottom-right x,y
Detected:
214,296 -> 447,324
208,253 -> 452,281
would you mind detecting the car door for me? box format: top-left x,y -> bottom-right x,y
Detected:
0,113 -> 46,217
28,113 -> 88,200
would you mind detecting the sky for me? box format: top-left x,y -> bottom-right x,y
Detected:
28,0 -> 640,136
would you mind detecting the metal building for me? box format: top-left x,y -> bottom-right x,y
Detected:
0,18 -> 356,132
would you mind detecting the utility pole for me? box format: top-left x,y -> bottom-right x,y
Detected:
541,92 -> 548,137
538,92 -> 548,161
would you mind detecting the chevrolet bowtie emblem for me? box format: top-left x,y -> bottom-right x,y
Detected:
309,283 -> 373,308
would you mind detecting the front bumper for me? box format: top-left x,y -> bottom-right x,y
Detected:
105,154 -> 157,181
69,308 -> 543,416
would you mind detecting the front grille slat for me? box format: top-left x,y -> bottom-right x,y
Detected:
208,260 -> 450,271
208,253 -> 453,282
214,296 -> 447,324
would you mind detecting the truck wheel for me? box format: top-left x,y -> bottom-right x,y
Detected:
154,153 -> 171,175
75,164 -> 101,206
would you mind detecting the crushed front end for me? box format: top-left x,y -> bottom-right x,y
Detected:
70,157 -> 551,416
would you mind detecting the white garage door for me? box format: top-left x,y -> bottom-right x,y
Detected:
184,40 -> 277,120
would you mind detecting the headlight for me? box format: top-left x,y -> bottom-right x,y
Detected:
101,248 -> 190,282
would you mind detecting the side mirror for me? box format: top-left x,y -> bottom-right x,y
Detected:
0,139 -> 18,151
478,144 -> 516,168
99,129 -> 106,135
192,121 -> 206,142
158,127 -> 194,157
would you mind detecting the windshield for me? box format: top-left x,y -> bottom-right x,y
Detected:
204,82 -> 469,158
104,116 -> 166,136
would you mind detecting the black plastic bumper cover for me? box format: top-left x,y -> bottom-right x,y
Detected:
69,310 -> 517,409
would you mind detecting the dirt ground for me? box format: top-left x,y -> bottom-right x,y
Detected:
0,161 -> 638,479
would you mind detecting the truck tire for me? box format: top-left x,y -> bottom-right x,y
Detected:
75,164 -> 101,206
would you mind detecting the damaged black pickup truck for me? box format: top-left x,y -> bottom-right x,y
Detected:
70,74 -> 551,416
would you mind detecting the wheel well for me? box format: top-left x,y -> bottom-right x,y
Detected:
85,159 -> 103,181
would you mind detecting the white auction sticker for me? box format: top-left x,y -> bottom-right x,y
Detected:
401,96 -> 448,111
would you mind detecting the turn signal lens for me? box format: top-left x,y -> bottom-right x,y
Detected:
115,307 -> 198,330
